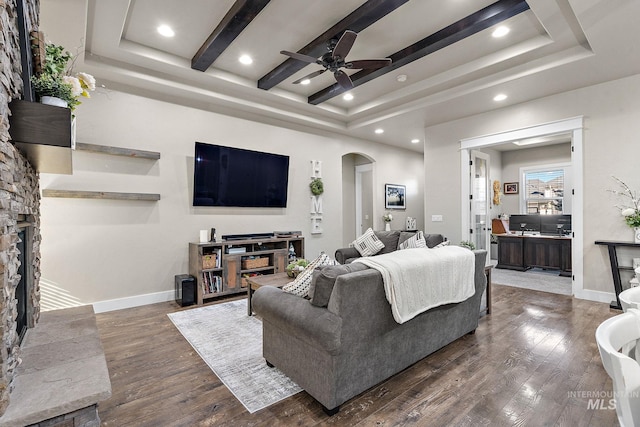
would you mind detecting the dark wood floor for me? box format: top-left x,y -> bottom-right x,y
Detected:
95,285 -> 620,426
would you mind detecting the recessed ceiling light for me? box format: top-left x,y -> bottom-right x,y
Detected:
157,25 -> 175,38
396,74 -> 407,82
492,26 -> 510,38
299,79 -> 311,85
493,93 -> 508,101
411,139 -> 420,144
238,54 -> 253,65
374,128 -> 384,134
343,93 -> 354,101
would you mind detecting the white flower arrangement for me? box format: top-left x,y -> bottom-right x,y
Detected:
31,42 -> 96,111
383,212 -> 393,223
609,176 -> 640,228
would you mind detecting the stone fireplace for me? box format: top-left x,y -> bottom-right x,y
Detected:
0,0 -> 43,416
0,4 -> 111,426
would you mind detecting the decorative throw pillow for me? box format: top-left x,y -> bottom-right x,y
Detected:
351,228 -> 385,257
309,263 -> 369,307
398,230 -> 427,250
282,252 -> 337,297
432,240 -> 450,249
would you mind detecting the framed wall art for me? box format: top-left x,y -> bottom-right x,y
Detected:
504,182 -> 519,194
385,184 -> 406,210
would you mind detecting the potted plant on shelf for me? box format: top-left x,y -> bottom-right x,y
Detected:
30,42 -> 96,111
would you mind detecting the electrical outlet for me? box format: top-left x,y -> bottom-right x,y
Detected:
432,215 -> 443,222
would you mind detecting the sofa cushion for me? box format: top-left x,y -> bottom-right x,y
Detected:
374,230 -> 401,254
432,240 -> 450,248
398,231 -> 427,250
352,228 -> 385,257
309,263 -> 369,307
424,233 -> 445,248
282,252 -> 337,297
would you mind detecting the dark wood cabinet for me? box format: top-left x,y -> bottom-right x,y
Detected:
496,235 -> 527,271
497,234 -> 571,276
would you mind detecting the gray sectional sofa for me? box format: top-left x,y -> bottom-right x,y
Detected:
252,233 -> 487,415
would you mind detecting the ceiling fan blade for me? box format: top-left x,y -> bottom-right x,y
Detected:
292,69 -> 327,84
334,70 -> 354,89
332,30 -> 357,60
347,58 -> 392,69
280,50 -> 319,64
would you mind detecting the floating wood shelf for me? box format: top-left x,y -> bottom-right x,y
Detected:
75,143 -> 161,160
42,190 -> 160,201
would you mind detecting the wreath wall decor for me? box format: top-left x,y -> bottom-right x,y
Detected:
310,178 -> 324,196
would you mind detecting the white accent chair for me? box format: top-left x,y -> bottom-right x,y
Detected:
595,308 -> 640,427
619,287 -> 640,311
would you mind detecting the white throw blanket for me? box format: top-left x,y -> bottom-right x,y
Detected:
353,246 -> 475,324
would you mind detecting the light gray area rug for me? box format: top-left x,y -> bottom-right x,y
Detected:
491,265 -> 572,295
167,299 -> 302,413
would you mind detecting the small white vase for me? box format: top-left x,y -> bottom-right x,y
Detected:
635,227 -> 640,244
40,96 -> 68,108
385,223 -> 391,231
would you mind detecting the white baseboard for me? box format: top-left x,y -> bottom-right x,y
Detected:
573,287 -> 615,305
90,286 -> 616,313
92,290 -> 175,313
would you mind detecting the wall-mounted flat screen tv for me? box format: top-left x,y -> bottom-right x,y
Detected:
193,142 -> 289,208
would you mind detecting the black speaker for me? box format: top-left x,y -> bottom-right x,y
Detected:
175,274 -> 196,307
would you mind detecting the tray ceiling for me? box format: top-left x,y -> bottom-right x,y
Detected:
41,0 -> 640,152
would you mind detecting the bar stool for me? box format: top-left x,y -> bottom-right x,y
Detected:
595,309 -> 640,427
619,287 -> 640,312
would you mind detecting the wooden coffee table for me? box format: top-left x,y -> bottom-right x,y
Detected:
246,272 -> 291,316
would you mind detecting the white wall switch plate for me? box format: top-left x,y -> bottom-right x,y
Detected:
432,215 -> 443,222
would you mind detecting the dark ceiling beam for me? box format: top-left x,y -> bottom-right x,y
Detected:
257,0 -> 410,91
308,0 -> 530,105
191,0 -> 271,72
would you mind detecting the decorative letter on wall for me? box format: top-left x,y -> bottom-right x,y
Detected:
310,160 -> 323,234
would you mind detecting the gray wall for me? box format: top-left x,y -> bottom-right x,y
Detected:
39,90 -> 425,308
425,73 -> 640,296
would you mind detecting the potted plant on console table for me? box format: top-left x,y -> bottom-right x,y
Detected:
610,177 -> 640,243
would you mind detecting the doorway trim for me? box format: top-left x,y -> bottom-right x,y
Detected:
459,116 -> 585,298
470,150 -> 491,254
355,163 -> 373,238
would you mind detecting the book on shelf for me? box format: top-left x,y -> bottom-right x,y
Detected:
202,271 -> 223,294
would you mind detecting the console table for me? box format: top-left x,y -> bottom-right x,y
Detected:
594,240 -> 640,310
496,234 -> 571,276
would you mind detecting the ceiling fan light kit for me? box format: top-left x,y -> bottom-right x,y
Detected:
281,30 -> 392,90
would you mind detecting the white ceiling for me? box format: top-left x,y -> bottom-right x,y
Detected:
42,0 -> 640,153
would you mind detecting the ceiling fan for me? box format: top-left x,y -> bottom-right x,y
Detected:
280,30 -> 392,90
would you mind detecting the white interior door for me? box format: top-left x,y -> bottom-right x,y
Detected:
470,151 -> 490,251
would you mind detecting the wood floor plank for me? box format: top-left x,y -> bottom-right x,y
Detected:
94,285 -> 620,426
